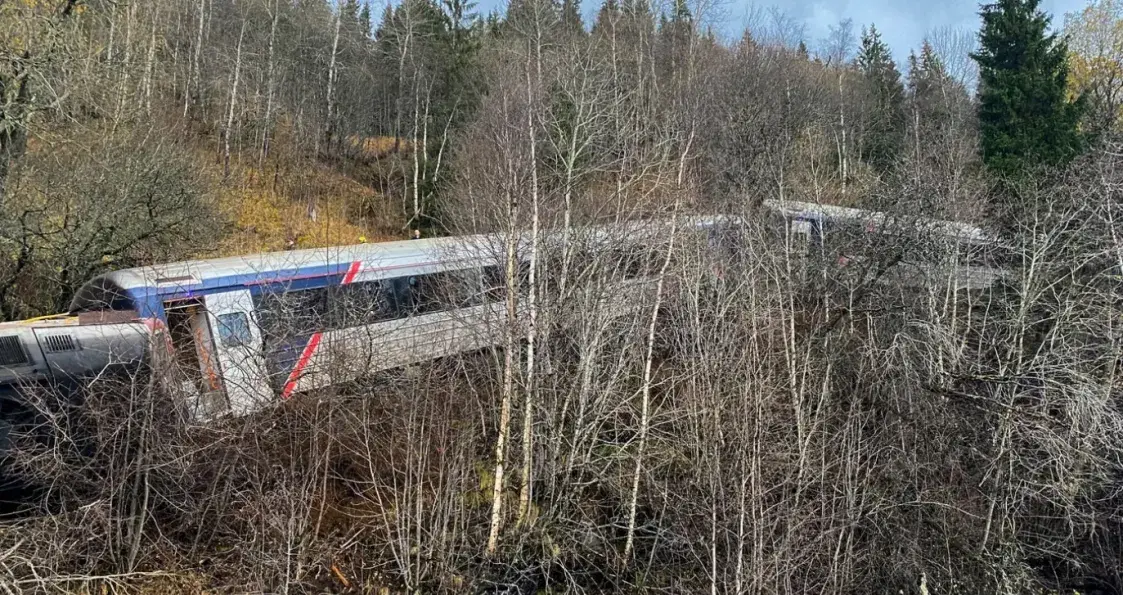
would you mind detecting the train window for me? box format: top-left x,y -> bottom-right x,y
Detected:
216,312 -> 252,347
419,274 -> 451,314
483,265 -> 505,301
379,270 -> 496,317
255,286 -> 330,340
448,268 -> 485,307
257,268 -> 505,336
332,280 -> 395,327
391,276 -> 420,315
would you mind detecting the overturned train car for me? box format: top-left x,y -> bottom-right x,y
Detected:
0,202 -> 999,435
0,217 -> 735,429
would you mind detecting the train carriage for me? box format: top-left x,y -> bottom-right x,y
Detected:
67,234 -> 522,419
0,204 -> 1002,431
0,216 -> 731,426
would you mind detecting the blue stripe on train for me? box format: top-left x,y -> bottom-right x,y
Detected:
126,262 -> 356,322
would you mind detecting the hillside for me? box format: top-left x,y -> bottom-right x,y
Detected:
0,1 -> 1120,594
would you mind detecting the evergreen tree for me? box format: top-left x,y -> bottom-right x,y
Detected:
592,0 -> 619,36
359,2 -> 373,38
855,25 -> 906,175
971,0 -> 1086,177
485,10 -> 503,37
561,0 -> 584,36
375,4 -> 394,42
908,40 -> 960,120
343,0 -> 361,25
797,39 -> 808,59
671,0 -> 691,23
657,0 -> 691,75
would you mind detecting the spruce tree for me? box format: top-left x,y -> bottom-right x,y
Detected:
661,0 -> 692,70
971,0 -> 1086,177
359,2 -> 373,38
856,25 -> 906,175
561,0 -> 584,36
592,0 -> 619,36
908,40 -> 960,127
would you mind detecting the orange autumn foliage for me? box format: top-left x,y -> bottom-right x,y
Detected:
345,134 -> 413,161
195,151 -> 397,257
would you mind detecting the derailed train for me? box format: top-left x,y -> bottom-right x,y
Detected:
0,215 -> 741,426
0,201 -> 997,429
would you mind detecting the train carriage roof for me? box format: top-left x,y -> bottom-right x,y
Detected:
70,215 -> 731,313
85,234 -> 492,296
761,199 -> 996,244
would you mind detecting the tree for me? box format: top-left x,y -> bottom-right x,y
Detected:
592,0 -> 619,36
0,0 -> 82,201
821,17 -> 855,65
972,0 -> 1086,178
1063,0 -> 1123,131
561,0 -> 584,36
908,41 -> 949,94
359,2 -> 373,38
926,25 -> 979,89
908,40 -> 964,132
904,41 -> 981,219
855,24 -> 906,175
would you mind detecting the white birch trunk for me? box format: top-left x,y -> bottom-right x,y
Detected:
622,206 -> 678,565
411,77 -> 421,227
516,53 -> 540,529
223,19 -> 246,178
324,10 -> 342,149
261,0 -> 280,167
622,128 -> 694,565
112,1 -> 136,130
838,71 -> 848,194
486,152 -> 520,557
142,4 -> 158,115
185,0 -> 206,118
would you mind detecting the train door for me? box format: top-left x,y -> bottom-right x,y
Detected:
203,290 -> 272,415
164,300 -> 226,418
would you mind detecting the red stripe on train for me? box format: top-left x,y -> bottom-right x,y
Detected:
341,260 -> 362,285
279,260 -> 362,400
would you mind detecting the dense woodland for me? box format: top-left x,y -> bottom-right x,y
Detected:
0,0 -> 1122,593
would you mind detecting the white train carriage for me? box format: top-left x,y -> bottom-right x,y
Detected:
22,216 -> 723,421
0,200 -> 1001,430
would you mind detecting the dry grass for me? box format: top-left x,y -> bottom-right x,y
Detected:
194,125 -> 403,256
346,134 -> 413,162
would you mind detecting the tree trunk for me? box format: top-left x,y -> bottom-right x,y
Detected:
185,0 -> 206,119
261,0 -> 280,168
142,3 -> 158,115
516,52 -> 540,529
486,152 -> 521,557
324,10 -> 342,151
622,204 -> 678,565
223,19 -> 246,179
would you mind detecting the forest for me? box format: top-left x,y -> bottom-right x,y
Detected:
0,0 -> 1122,592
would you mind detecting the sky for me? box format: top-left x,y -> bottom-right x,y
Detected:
741,0 -> 1090,65
470,0 -> 1093,72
